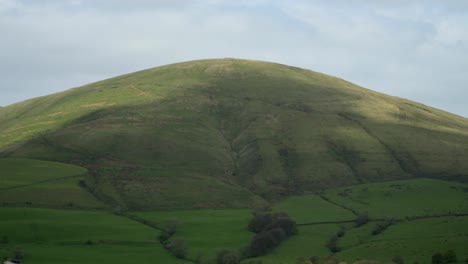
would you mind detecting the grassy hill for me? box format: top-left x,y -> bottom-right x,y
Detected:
0,58 -> 467,210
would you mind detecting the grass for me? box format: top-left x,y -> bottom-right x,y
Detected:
0,158 -> 106,209
0,207 -> 185,264
134,209 -> 253,261
0,158 -> 86,189
273,194 -> 355,224
323,178 -> 468,219
0,59 -> 466,209
250,224 -> 341,264
337,216 -> 468,263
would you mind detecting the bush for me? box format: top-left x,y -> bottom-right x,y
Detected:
216,249 -> 240,264
355,212 -> 369,227
248,211 -> 273,233
246,211 -> 297,257
326,235 -> 340,253
166,238 -> 187,259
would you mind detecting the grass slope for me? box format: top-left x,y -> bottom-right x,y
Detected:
0,158 -> 105,209
323,178 -> 468,218
0,59 -> 467,209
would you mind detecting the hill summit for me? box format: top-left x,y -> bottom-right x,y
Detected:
1,58 -> 467,209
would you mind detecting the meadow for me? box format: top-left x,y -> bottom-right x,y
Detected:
0,207 -> 186,264
0,158 -> 105,209
133,209 -> 253,262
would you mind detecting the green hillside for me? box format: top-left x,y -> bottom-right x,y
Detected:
0,58 -> 467,210
0,158 -> 105,209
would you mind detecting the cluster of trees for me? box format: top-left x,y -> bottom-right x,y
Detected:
246,210 -> 297,257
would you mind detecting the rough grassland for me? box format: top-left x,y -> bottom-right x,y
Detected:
0,207 -> 185,264
134,209 -> 253,261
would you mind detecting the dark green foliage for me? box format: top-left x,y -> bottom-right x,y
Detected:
337,226 -> 346,237
165,238 -> 187,259
216,249 -> 241,264
372,219 -> 395,235
355,211 -> 369,227
248,211 -> 273,233
392,255 -> 404,264
432,250 -> 458,264
326,235 -> 340,253
159,219 -> 179,243
84,240 -> 94,245
246,211 -> 297,257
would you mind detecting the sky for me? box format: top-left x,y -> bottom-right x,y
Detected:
0,0 -> 467,117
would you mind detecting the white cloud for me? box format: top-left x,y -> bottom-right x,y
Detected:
0,0 -> 467,117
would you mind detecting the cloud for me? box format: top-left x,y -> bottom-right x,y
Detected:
0,0 -> 467,117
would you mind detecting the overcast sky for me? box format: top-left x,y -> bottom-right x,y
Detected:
1,0 -> 467,117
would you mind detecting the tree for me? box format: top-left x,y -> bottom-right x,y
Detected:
166,238 -> 187,259
216,249 -> 240,264
246,212 -> 297,257
355,211 -> 369,227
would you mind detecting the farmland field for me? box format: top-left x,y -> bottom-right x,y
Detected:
134,209 -> 253,261
0,207 -> 185,264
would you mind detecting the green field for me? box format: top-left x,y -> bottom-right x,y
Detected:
323,178 -> 468,219
0,158 -> 106,209
337,216 -> 468,263
134,209 -> 253,261
252,224 -> 342,264
0,158 -> 86,189
274,194 -> 355,224
0,207 -> 186,264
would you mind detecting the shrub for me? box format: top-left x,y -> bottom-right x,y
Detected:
166,238 -> 187,259
326,235 -> 340,253
355,212 -> 369,227
216,249 -> 241,264
246,211 -> 297,257
248,211 -> 273,233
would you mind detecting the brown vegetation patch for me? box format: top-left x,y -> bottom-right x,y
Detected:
48,111 -> 68,117
80,102 -> 114,109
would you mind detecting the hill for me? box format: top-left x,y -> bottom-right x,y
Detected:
0,58 -> 467,210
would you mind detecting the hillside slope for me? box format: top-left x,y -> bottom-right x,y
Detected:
0,58 -> 467,209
